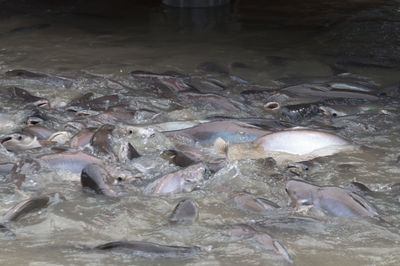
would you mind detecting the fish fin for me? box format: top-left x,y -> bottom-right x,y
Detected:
213,137 -> 228,154
348,192 -> 379,216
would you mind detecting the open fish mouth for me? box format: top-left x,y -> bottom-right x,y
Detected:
1,136 -> 12,144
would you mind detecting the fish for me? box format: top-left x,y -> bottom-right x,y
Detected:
1,194 -> 55,223
169,198 -> 199,225
67,94 -> 120,112
5,69 -> 73,88
70,128 -> 97,148
22,125 -> 56,140
253,130 -> 349,155
90,124 -> 116,159
160,149 -> 196,167
285,179 -> 379,217
281,83 -> 379,101
94,240 -> 201,257
130,70 -> 189,96
81,164 -> 117,198
178,92 -> 242,112
230,224 -> 293,264
228,130 -> 350,163
7,87 -> 50,108
163,120 -> 270,147
1,133 -> 42,151
232,192 -> 279,214
39,151 -> 103,173
144,163 -> 207,195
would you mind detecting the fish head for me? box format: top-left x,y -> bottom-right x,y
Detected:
1,133 -> 41,151
285,179 -> 315,206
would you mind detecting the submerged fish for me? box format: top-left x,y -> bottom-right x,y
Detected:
285,179 -> 379,217
94,240 -> 201,257
230,224 -> 293,263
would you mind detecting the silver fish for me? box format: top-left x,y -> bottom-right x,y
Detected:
144,163 -> 207,195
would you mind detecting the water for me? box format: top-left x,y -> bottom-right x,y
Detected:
1,1 -> 400,265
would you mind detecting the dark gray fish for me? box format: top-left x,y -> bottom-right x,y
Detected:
39,151 -> 103,173
90,124 -> 116,159
6,87 -> 49,108
197,61 -> 229,74
0,224 -> 16,240
125,142 -> 140,160
160,149 -> 196,167
169,199 -> 199,225
184,76 -> 225,93
5,70 -> 73,88
232,192 -> 279,214
81,164 -> 116,198
67,94 -> 120,112
285,179 -> 379,217
178,92 -> 242,112
144,163 -> 207,195
94,240 -> 201,257
130,70 -> 189,96
1,195 -> 51,223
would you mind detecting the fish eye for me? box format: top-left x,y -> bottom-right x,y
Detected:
117,176 -> 124,182
17,135 -> 22,140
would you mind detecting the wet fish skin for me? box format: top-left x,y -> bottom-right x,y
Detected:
1,195 -> 53,223
81,164 -> 117,198
230,224 -> 293,264
254,130 -> 349,155
144,163 -> 207,195
169,198 -> 199,225
232,192 -> 279,214
6,87 -> 50,108
94,240 -> 201,257
286,179 -> 379,217
39,151 -> 103,173
90,124 -> 116,159
22,125 -> 56,140
160,149 -> 196,167
5,70 -> 73,88
1,133 -> 42,151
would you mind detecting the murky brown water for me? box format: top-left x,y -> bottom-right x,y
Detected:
1,1 -> 400,265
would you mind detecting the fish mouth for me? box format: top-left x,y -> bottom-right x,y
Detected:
1,137 -> 12,144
